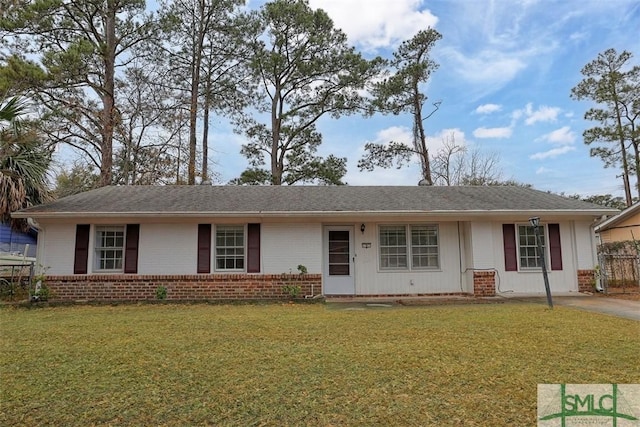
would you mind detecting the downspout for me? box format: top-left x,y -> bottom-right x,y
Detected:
26,218 -> 42,301
27,217 -> 41,232
457,221 -> 464,292
590,219 -> 604,292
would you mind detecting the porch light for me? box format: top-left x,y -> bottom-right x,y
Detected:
528,217 -> 553,309
529,216 -> 540,227
360,223 -> 366,234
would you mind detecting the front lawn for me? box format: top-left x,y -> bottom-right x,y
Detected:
1,303 -> 638,426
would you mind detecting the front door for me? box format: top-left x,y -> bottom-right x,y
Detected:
323,226 -> 355,295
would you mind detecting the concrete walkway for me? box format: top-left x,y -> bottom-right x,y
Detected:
519,295 -> 640,321
326,294 -> 640,321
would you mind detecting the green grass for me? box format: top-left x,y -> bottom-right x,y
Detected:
1,303 -> 639,426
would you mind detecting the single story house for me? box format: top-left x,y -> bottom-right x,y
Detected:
594,201 -> 640,244
12,185 -> 616,301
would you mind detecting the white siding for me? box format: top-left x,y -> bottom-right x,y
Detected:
138,223 -> 198,275
574,221 -> 597,269
354,222 -> 463,295
489,221 -> 579,294
36,216 -> 597,297
470,222 -> 495,268
38,223 -> 76,275
460,222 -> 473,293
262,223 -> 322,274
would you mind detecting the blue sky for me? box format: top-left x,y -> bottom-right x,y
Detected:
208,0 -> 638,195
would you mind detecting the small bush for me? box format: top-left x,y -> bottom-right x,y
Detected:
282,284 -> 301,299
155,286 -> 168,300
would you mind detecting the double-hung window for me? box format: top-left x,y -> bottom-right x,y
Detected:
379,225 -> 439,270
95,226 -> 125,271
411,225 -> 439,268
518,224 -> 546,269
215,225 -> 245,270
380,226 -> 408,269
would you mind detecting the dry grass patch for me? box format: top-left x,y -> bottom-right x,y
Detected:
1,303 -> 638,426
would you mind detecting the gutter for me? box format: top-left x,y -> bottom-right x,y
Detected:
12,208 -> 617,220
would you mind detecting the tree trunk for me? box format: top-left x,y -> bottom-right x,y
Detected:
270,85 -> 282,185
187,1 -> 207,185
188,49 -> 202,185
412,77 -> 432,185
612,84 -> 633,206
202,99 -> 209,183
100,0 -> 117,187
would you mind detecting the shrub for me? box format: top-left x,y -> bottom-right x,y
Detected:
155,286 -> 168,300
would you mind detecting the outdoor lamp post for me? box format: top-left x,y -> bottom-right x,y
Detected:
529,217 -> 553,309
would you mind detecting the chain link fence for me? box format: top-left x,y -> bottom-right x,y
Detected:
597,253 -> 640,294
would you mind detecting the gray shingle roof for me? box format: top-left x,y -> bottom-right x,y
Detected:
13,185 -> 617,218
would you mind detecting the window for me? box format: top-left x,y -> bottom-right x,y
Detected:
380,226 -> 407,269
411,225 -> 439,269
215,225 -> 244,270
518,225 -> 546,269
95,226 -> 125,271
379,225 -> 439,270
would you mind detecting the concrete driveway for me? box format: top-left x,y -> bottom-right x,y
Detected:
327,294 -> 640,321
520,295 -> 640,321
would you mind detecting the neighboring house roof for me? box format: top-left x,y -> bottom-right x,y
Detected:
12,185 -> 617,219
594,201 -> 640,233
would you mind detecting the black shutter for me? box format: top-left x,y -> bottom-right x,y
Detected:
197,224 -> 211,273
247,223 -> 261,273
502,224 -> 517,272
73,224 -> 90,274
548,223 -> 563,271
124,224 -> 140,274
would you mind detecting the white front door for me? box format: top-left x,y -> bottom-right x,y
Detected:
323,226 -> 355,295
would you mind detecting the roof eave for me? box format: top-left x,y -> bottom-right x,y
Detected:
594,204 -> 638,232
12,208 -> 616,220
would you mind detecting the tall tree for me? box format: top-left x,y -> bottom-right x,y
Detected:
235,0 -> 382,185
1,0 -> 158,186
0,97 -> 51,229
430,134 -> 506,186
158,0 -> 247,184
358,28 -> 442,184
567,193 -> 628,210
54,162 -> 100,199
571,48 -> 640,206
112,63 -> 189,185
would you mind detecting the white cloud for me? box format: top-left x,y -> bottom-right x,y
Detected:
371,126 -> 412,145
525,105 -> 561,125
443,48 -> 526,87
347,127 -> 467,185
539,126 -> 576,145
536,166 -> 552,175
426,128 -> 467,154
309,0 -> 438,50
529,145 -> 576,160
475,103 -> 502,114
363,126 -> 466,154
473,126 -> 512,139
511,103 -> 562,125
569,31 -> 588,42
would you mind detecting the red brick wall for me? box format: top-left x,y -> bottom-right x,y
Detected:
44,274 -> 322,301
473,271 -> 496,297
577,269 -> 595,293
